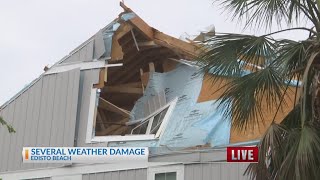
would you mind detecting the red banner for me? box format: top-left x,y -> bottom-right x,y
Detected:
227,147 -> 258,162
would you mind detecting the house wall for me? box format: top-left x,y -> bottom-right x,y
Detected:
82,168 -> 147,180
0,69 -> 80,173
184,163 -> 250,180
0,161 -> 250,180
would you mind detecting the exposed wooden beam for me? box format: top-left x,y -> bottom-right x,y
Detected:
93,68 -> 107,88
112,126 -> 129,135
97,110 -> 106,131
127,16 -> 154,40
153,30 -> 201,58
96,118 -> 129,136
138,41 -> 158,47
98,97 -> 131,118
104,86 -> 143,94
118,48 -> 171,83
107,82 -> 142,88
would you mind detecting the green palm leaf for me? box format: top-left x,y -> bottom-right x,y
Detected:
220,0 -> 320,30
217,65 -> 286,130
200,33 -> 276,79
0,116 -> 15,133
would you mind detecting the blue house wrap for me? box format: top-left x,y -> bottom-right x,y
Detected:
110,64 -> 231,148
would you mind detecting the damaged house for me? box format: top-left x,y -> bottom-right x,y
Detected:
0,3 -> 294,180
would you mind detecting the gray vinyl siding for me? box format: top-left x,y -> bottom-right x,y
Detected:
0,68 -> 80,172
74,69 -> 100,147
82,168 -> 147,180
62,40 -> 94,64
25,178 -> 51,180
60,30 -> 106,65
184,163 -> 250,180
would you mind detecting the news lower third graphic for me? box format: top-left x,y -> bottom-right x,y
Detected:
226,146 -> 259,163
22,147 -> 148,163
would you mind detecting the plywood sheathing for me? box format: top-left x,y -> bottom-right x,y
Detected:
111,23 -> 133,61
93,68 -> 107,89
198,74 -> 297,143
98,97 -> 131,118
230,86 -> 297,143
197,74 -> 233,103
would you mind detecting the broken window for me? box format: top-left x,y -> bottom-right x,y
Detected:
131,104 -> 171,137
88,87 -> 176,142
86,60 -> 178,143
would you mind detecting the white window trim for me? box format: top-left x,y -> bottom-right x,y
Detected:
86,88 -> 178,144
147,164 -> 184,180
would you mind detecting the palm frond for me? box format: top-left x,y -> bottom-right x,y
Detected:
281,104 -> 301,129
273,39 -> 313,78
278,124 -> 320,179
218,65 -> 286,130
200,33 -> 277,80
219,0 -> 317,29
0,116 -> 15,133
245,123 -> 287,180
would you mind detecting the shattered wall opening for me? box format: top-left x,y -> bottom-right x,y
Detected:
92,28 -> 181,138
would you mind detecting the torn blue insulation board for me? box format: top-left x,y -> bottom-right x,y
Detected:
110,64 -> 231,148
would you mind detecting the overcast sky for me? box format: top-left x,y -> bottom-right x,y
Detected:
0,0 -> 311,105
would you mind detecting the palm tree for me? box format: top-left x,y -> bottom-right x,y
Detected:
0,116 -> 15,133
199,0 -> 320,179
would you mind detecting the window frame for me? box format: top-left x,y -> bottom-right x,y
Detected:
85,88 -> 177,144
147,165 -> 184,180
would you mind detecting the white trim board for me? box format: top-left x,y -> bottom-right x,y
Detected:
45,61 -> 123,75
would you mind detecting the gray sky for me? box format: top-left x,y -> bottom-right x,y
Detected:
0,0 -> 311,105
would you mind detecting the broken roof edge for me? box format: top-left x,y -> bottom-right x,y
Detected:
118,2 -> 202,59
